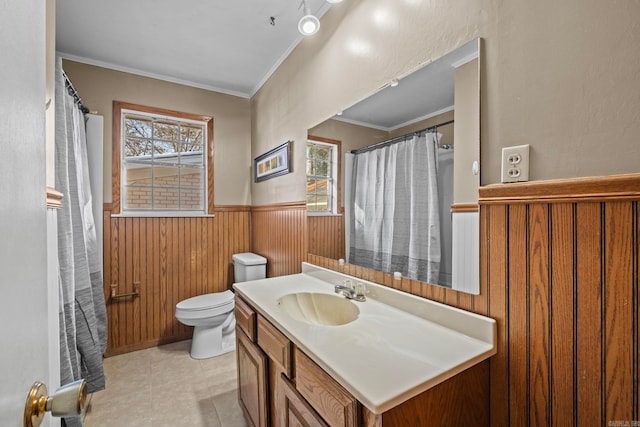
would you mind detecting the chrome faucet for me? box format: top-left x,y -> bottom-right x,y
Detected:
334,280 -> 366,302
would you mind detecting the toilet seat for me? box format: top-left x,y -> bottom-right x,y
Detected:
176,290 -> 234,312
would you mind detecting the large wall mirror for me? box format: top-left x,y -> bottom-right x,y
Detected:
306,38 -> 481,294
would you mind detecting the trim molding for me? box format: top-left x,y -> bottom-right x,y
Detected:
214,205 -> 251,212
251,201 -> 306,212
46,187 -> 63,209
479,173 -> 640,204
451,203 -> 479,213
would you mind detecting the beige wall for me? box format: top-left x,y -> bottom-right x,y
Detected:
62,60 -> 252,205
454,58 -> 480,204
251,0 -> 640,205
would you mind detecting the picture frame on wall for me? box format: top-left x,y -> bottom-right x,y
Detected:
254,141 -> 292,182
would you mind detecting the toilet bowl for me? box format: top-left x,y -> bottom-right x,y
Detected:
175,290 -> 236,359
176,252 -> 267,359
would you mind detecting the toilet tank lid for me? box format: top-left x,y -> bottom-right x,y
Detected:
176,290 -> 234,310
232,252 -> 267,266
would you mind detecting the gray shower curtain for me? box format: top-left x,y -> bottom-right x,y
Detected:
348,132 -> 441,284
55,59 -> 107,427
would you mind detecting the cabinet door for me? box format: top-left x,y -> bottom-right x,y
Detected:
237,328 -> 269,427
295,348 -> 359,427
280,373 -> 329,427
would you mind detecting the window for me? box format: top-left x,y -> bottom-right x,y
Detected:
306,137 -> 340,214
112,102 -> 214,215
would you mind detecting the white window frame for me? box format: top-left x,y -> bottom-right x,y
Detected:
112,101 -> 214,217
306,138 -> 339,216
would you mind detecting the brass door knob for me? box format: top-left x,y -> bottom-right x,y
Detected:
24,379 -> 87,427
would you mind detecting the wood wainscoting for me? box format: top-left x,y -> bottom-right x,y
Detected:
482,173 -> 640,427
307,215 -> 345,261
251,202 -> 307,278
310,173 -> 640,426
103,204 -> 251,356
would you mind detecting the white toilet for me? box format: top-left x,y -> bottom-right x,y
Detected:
175,252 -> 267,359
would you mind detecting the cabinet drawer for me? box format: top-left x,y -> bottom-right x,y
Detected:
295,348 -> 359,427
280,373 -> 329,427
235,296 -> 256,341
257,314 -> 292,376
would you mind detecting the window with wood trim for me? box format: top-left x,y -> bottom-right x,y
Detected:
112,101 -> 214,215
306,137 -> 340,215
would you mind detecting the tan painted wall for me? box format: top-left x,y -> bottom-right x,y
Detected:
251,0 -> 640,205
454,58 -> 480,204
62,60 -> 252,205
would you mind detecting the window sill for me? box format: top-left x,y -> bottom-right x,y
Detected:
307,212 -> 343,217
111,211 -> 216,218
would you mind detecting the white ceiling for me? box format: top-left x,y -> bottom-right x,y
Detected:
56,0 -> 330,98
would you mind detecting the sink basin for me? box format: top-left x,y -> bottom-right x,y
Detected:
277,292 -> 360,326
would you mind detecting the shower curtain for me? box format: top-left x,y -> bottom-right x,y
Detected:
55,59 -> 107,427
348,133 -> 441,284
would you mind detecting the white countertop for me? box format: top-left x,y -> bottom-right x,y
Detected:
233,263 -> 496,414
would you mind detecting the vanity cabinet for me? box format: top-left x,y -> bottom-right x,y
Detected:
235,294 -> 489,427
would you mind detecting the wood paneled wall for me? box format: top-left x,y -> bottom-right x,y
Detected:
311,173 -> 640,427
250,202 -> 307,278
482,174 -> 640,427
307,215 -> 345,261
103,205 -> 251,356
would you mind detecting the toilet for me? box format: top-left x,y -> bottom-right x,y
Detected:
175,252 -> 267,359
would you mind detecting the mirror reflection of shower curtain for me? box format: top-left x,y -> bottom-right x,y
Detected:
347,133 -> 441,284
437,147 -> 454,287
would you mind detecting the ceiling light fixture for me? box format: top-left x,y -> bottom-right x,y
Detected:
298,0 -> 320,36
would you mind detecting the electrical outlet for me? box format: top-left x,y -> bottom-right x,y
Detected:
501,144 -> 530,183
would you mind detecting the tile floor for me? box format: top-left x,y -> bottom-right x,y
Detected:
84,340 -> 249,427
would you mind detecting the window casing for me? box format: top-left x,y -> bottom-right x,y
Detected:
306,138 -> 339,215
113,101 -> 214,215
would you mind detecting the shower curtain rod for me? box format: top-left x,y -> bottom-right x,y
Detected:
62,70 -> 90,114
351,119 -> 454,155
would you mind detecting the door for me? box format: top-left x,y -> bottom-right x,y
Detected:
0,1 -> 54,426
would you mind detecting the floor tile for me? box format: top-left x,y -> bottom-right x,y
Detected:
84,340 -> 246,427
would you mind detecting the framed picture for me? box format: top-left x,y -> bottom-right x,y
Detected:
254,141 -> 292,182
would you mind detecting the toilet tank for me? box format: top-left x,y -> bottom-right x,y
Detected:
233,252 -> 267,283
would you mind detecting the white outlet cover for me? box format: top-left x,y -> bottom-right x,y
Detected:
501,144 -> 530,183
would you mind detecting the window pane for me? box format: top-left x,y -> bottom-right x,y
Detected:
153,187 -> 179,209
314,179 -> 329,196
310,145 -> 330,160
153,121 -> 179,142
312,160 -> 330,177
180,169 -> 204,189
314,195 -> 330,211
180,146 -> 204,167
125,186 -> 152,209
153,166 -> 180,188
125,118 -> 152,138
124,163 -> 152,187
124,137 -> 153,158
306,194 -> 319,211
180,125 -> 203,146
180,188 -> 204,210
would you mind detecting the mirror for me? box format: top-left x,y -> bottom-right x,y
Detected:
306,38 -> 480,294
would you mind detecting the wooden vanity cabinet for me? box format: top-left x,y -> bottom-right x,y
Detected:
235,294 -> 489,427
236,328 -> 268,427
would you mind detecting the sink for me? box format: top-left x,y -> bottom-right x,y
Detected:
277,292 -> 360,326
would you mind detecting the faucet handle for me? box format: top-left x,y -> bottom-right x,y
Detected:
342,279 -> 354,290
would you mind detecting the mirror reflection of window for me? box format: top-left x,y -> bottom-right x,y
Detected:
306,137 -> 340,215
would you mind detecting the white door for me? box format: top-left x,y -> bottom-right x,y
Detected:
0,1 -> 54,426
